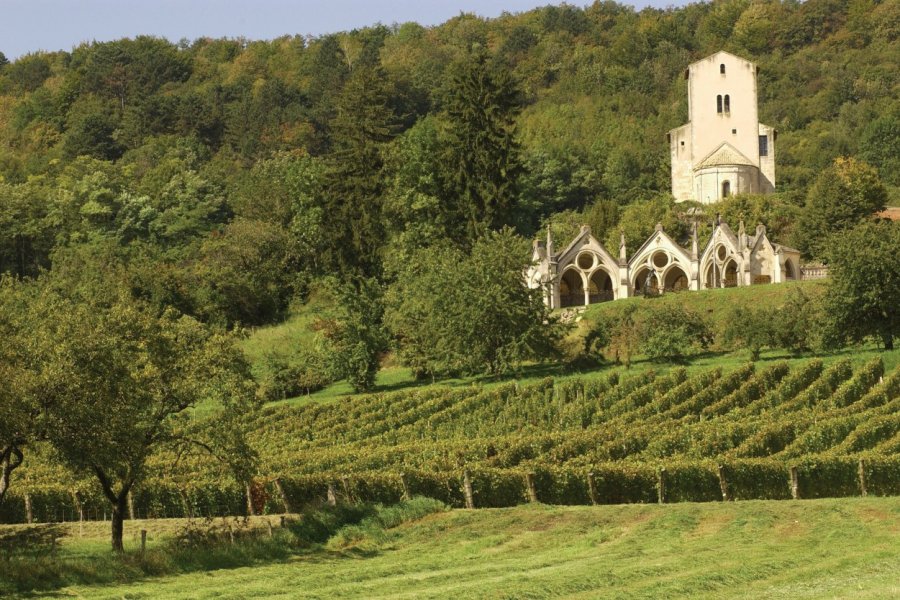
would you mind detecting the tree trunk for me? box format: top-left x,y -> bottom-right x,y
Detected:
883,331 -> 894,351
111,495 -> 128,553
0,446 -> 24,506
93,466 -> 133,553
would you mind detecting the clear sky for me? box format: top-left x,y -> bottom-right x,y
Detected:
1,0 -> 686,60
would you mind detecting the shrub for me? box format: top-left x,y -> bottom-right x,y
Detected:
723,305 -> 775,360
259,349 -> 331,401
326,497 -> 447,549
638,304 -> 712,362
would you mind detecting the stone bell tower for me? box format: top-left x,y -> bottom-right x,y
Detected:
668,51 -> 776,204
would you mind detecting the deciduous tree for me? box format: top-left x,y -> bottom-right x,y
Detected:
822,220 -> 900,350
385,229 -> 562,378
28,283 -> 257,552
797,158 -> 887,259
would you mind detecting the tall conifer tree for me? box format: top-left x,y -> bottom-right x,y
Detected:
321,64 -> 396,278
442,47 -> 524,243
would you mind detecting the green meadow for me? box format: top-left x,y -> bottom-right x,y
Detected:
4,497 -> 898,599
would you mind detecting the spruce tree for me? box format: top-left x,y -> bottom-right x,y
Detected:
321,64 -> 396,278
442,47 -> 524,243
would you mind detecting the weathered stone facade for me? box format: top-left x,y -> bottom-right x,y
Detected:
668,51 -> 776,204
527,219 -> 802,309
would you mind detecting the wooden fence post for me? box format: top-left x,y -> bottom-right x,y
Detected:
140,529 -> 147,554
858,459 -> 867,497
790,466 -> 800,500
280,515 -> 286,528
267,519 -> 274,538
274,478 -> 293,514
327,482 -> 338,507
462,470 -> 475,509
525,472 -> 538,503
399,473 -> 411,501
657,469 -> 666,504
717,465 -> 731,502
587,472 -> 598,505
24,492 -> 33,524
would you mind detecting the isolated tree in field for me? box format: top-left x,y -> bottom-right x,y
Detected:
822,220 -> 900,350
29,288 -> 257,552
385,229 -> 561,377
797,157 -> 887,258
442,47 -> 524,243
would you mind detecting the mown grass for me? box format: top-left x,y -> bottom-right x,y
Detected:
10,497 -> 898,599
0,498 -> 446,597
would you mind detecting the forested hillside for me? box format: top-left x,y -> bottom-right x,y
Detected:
0,0 -> 897,329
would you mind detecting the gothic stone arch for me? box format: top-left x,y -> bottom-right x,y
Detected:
628,226 -> 694,295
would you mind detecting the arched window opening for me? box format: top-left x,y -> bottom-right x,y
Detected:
664,266 -> 689,293
560,269 -> 585,308
722,180 -> 731,198
705,264 -> 719,289
588,270 -> 614,304
717,95 -> 723,114
724,94 -> 730,113
784,260 -> 796,280
720,64 -> 726,74
633,268 -> 659,297
723,260 -> 738,288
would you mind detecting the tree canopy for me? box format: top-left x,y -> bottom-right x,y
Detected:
26,281 -> 257,551
385,229 -> 563,378
823,220 -> 900,351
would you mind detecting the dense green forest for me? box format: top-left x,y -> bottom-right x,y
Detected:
0,0 -> 897,326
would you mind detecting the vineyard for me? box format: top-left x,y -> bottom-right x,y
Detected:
3,356 -> 899,523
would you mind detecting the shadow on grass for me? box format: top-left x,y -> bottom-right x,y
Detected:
0,533 -> 297,597
0,498 -> 446,598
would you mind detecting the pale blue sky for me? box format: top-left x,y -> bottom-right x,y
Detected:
2,0 -> 687,60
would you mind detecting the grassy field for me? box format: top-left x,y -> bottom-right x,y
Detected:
11,497 -> 900,599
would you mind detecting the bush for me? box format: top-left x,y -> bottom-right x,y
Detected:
586,303 -> 712,364
259,349 -> 331,401
770,287 -> 823,354
327,497 -> 447,549
289,503 -> 377,546
638,304 -> 712,362
723,305 -> 775,360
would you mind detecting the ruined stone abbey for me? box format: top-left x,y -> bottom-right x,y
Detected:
527,51 -> 803,309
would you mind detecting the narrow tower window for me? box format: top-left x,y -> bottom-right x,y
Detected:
720,64 -> 726,74
717,95 -> 723,114
759,135 -> 768,156
722,181 -> 731,198
724,94 -> 731,113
